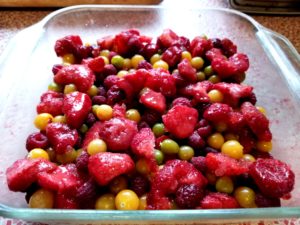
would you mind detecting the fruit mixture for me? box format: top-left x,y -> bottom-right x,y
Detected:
6,29 -> 295,210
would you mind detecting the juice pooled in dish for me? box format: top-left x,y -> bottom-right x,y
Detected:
6,29 -> 295,210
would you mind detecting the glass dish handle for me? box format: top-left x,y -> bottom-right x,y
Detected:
256,27 -> 300,103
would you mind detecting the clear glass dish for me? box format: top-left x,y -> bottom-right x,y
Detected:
0,5 -> 299,224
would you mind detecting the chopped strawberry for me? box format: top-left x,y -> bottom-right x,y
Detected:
178,59 -> 197,83
147,160 -> 207,209
241,102 -> 272,141
238,129 -> 256,154
205,153 -> 250,177
190,36 -> 213,57
6,159 -> 57,192
213,82 -> 254,107
38,164 -> 81,194
54,64 -> 95,93
131,128 -> 157,172
55,193 -> 79,209
200,192 -> 239,209
249,158 -> 295,198
145,68 -> 177,97
161,45 -> 182,68
88,152 -> 134,186
63,92 -> 92,129
162,105 -> 198,139
139,88 -> 166,113
36,91 -> 64,117
205,48 -> 224,62
82,121 -> 102,150
46,123 -> 79,154
115,78 -> 135,101
203,103 -> 232,124
227,111 -> 246,131
54,35 -> 83,57
211,53 -> 249,79
124,69 -> 149,92
99,118 -> 138,151
83,56 -> 105,73
97,35 -> 114,50
179,81 -> 213,104
157,29 -> 180,48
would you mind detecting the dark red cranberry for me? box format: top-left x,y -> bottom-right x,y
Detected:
140,43 -> 159,59
106,85 -> 126,105
130,175 -> 150,197
175,184 -> 204,209
211,38 -> 222,49
26,132 -> 49,151
92,95 -> 107,105
196,119 -> 212,137
175,36 -> 190,49
85,113 -> 97,127
188,131 -> 205,150
137,60 -> 152,70
76,179 -> 97,202
97,86 -> 106,96
221,38 -> 237,57
191,156 -> 206,173
78,45 -> 93,59
171,97 -> 192,108
76,151 -> 89,171
52,64 -> 63,75
141,110 -> 161,127
102,64 -> 117,77
103,75 -> 119,89
255,193 -> 281,207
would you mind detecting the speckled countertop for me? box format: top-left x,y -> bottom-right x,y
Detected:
0,0 -> 300,55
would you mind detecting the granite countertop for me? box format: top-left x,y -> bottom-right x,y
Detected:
0,0 -> 300,55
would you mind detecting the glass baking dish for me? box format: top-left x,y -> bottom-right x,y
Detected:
0,5 -> 299,224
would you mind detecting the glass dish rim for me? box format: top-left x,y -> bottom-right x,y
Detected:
0,4 -> 300,221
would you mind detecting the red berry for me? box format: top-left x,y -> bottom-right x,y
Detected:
178,58 -> 197,83
175,184 -> 204,209
63,92 -> 92,129
163,105 -> 198,139
171,97 -> 192,108
54,64 -> 95,93
161,45 -> 182,68
139,88 -> 166,113
112,103 -> 126,118
37,164 -> 81,194
200,192 -> 239,209
82,121 -> 103,150
157,29 -> 180,48
83,56 -> 105,73
99,118 -> 138,151
205,153 -> 249,177
255,192 -> 281,207
188,131 -> 205,150
249,158 -> 295,198
46,123 -> 79,154
26,132 -> 49,151
76,150 -> 90,171
88,152 -> 135,186
130,175 -> 150,197
97,35 -> 114,50
241,102 -> 272,141
190,156 -> 206,173
54,35 -> 83,57
221,38 -> 237,57
36,91 -> 64,117
190,36 -> 213,57
6,159 -> 57,192
203,103 -> 232,123
179,81 -> 213,104
205,48 -> 224,62
55,193 -> 79,209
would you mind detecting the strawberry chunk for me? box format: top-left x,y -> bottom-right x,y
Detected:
38,164 -> 81,194
190,36 -> 213,57
97,35 -> 114,50
213,82 -> 254,107
55,193 -> 79,209
82,56 -> 105,73
161,45 -> 182,68
54,64 -> 95,93
112,103 -> 126,118
46,123 -> 79,154
63,92 -> 92,129
6,159 -> 57,192
205,48 -> 224,62
249,158 -> 295,198
147,160 -> 207,209
157,29 -> 180,48
36,91 -> 64,117
99,118 -> 138,151
200,192 -> 239,209
178,59 -> 197,83
54,35 -> 83,57
145,68 -> 176,97
82,121 -> 102,150
139,88 -> 166,113
241,102 -> 272,141
88,152 -> 134,186
205,153 -> 250,177
179,81 -> 213,104
124,69 -> 149,92
162,105 -> 198,139
131,128 -> 157,172
203,103 -> 232,123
